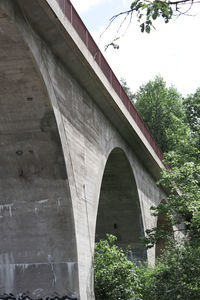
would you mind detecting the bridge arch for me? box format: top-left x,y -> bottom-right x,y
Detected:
0,6 -> 78,298
95,147 -> 147,261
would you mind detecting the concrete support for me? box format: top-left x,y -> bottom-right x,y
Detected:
0,3 -> 78,299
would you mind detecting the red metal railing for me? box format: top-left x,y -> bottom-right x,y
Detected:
55,0 -> 165,162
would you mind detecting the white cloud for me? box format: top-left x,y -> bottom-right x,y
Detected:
70,0 -> 102,14
71,0 -> 130,15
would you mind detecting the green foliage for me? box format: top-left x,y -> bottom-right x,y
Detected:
108,0 -> 197,49
120,78 -> 135,103
139,243 -> 200,300
131,0 -> 173,33
94,236 -> 200,300
151,160 -> 200,242
133,80 -> 200,298
94,234 -> 142,300
105,38 -> 120,51
138,82 -> 200,249
184,88 -> 200,134
119,79 -> 200,247
134,76 -> 185,152
183,89 -> 200,163
129,0 -> 197,33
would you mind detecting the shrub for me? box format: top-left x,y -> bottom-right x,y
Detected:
94,234 -> 142,300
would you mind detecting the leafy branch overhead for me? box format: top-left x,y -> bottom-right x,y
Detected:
111,0 -> 200,33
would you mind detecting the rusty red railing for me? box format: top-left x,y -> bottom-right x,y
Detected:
55,0 -> 164,162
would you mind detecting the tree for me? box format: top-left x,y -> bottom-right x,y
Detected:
120,78 -> 135,103
140,85 -> 200,254
111,0 -> 199,33
94,234 -> 142,300
134,75 -> 186,152
184,89 -> 200,132
183,89 -> 200,161
139,243 -> 200,300
137,84 -> 200,298
148,158 -> 200,242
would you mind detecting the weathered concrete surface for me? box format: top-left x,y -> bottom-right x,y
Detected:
0,1 -> 166,299
0,3 -> 78,298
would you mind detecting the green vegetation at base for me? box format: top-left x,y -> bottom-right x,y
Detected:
140,242 -> 200,300
94,234 -> 141,300
94,236 -> 200,300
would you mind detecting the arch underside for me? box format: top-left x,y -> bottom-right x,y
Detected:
0,8 -> 78,298
96,148 -> 147,261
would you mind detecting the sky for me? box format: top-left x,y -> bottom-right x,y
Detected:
70,0 -> 200,97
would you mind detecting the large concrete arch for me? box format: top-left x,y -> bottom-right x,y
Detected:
0,1 -> 167,299
0,4 -> 78,299
95,147 -> 147,261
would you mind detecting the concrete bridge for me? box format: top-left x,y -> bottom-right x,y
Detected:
0,0 -> 166,299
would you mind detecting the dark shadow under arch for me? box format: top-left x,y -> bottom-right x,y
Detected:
95,148 -> 147,261
155,212 -> 168,258
155,200 -> 172,258
0,7 -> 78,298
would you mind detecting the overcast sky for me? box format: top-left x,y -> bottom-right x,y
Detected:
70,0 -> 200,96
